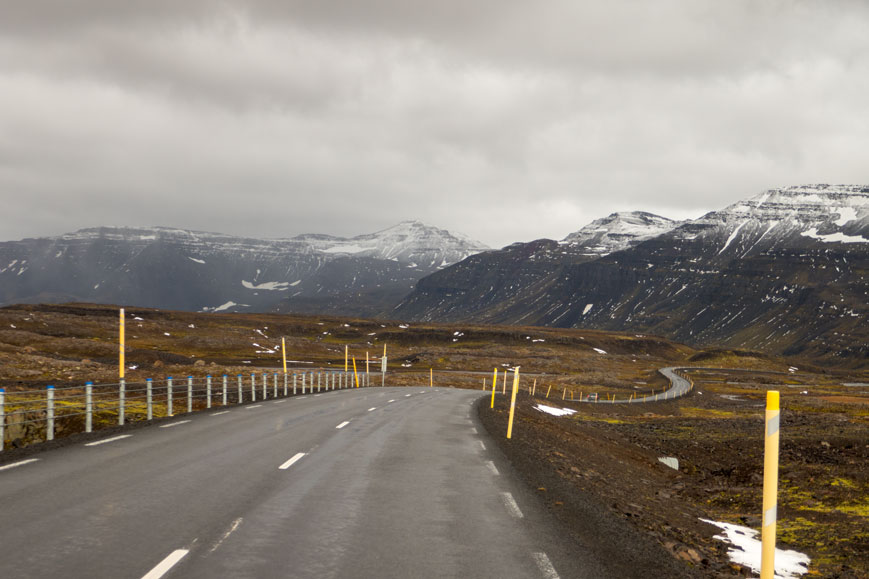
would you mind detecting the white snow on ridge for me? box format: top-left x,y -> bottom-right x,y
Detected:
701,519 -> 809,578
322,244 -> 367,254
582,303 -> 594,315
718,221 -> 747,255
212,301 -> 239,312
242,280 -> 291,291
800,228 -> 867,244
188,257 -> 206,264
834,206 -> 859,226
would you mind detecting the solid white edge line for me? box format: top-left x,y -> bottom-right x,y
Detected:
211,411 -> 230,416
368,407 -> 377,411
141,549 -> 189,579
0,458 -> 39,472
159,420 -> 191,428
501,492 -> 524,518
84,434 -> 132,447
279,452 -> 307,470
272,400 -> 286,404
245,405 -> 262,409
532,552 -> 561,579
335,421 -> 350,429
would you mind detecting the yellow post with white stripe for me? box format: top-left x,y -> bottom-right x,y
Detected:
761,390 -> 780,579
353,357 -> 360,388
490,368 -> 498,408
119,308 -> 125,379
506,368 -> 520,439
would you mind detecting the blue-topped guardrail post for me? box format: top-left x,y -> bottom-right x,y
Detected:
222,375 -> 228,406
187,376 -> 193,413
206,375 -> 212,409
85,382 -> 93,432
146,379 -> 153,420
0,388 -> 5,451
251,373 -> 256,402
167,377 -> 173,416
46,385 -> 55,441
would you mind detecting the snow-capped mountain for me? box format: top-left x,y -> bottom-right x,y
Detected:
562,211 -> 680,256
0,222 -> 488,316
396,185 -> 868,366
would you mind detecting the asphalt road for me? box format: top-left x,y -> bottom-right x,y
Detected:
1,386 -> 603,579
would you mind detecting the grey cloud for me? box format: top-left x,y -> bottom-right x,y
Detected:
1,1 -> 867,248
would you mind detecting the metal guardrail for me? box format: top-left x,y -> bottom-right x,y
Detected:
0,370 -> 372,451
572,366 -> 695,404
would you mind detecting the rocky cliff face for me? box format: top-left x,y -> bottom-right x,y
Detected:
395,185 -> 869,366
0,221 -> 488,316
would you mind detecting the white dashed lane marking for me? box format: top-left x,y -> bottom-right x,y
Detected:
84,435 -> 132,447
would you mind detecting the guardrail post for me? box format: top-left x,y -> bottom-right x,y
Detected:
251,373 -> 256,402
222,375 -> 228,405
0,388 -> 5,451
187,376 -> 193,413
85,382 -> 93,432
119,378 -> 125,426
237,374 -> 243,403
46,385 -> 55,441
274,372 -> 278,398
302,372 -> 306,394
293,372 -> 297,395
206,375 -> 212,409
283,372 -> 288,396
316,371 -> 320,393
262,372 -> 267,400
146,379 -> 153,420
167,377 -> 174,416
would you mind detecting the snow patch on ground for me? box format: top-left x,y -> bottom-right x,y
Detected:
242,280 -> 290,291
582,303 -> 594,315
833,206 -> 858,227
322,244 -> 367,254
188,257 -> 206,264
701,519 -> 810,578
534,404 -> 577,417
212,301 -> 238,312
593,348 -> 607,355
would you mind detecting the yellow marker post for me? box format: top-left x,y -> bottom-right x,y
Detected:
281,337 -> 287,374
119,308 -> 125,379
353,357 -> 360,388
761,391 -> 781,579
366,351 -> 370,375
383,343 -> 387,357
506,368 -> 520,439
532,378 -> 537,396
545,385 -> 551,398
430,368 -> 433,387
344,345 -> 348,372
490,368 -> 498,408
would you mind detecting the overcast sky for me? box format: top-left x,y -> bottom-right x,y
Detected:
1,1 -> 867,248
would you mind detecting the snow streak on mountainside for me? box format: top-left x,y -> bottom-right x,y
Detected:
0,221 -> 488,316
396,185 -> 869,367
